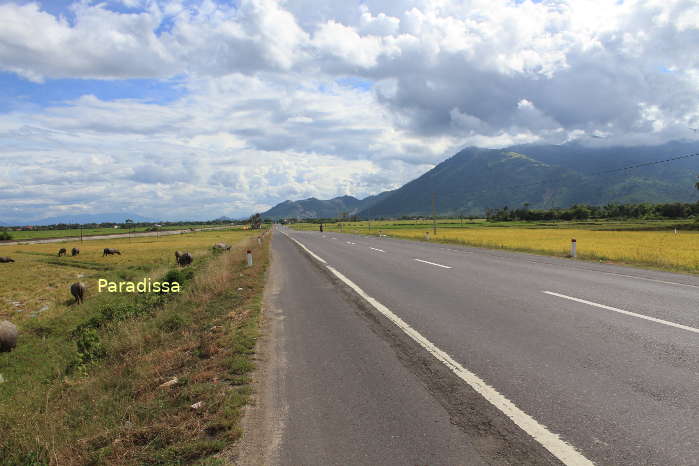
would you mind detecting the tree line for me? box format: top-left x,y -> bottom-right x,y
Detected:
485,201 -> 699,222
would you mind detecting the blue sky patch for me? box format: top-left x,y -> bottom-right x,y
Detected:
0,72 -> 187,112
336,77 -> 374,91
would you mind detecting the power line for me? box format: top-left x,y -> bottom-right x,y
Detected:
502,151 -> 699,193
365,151 -> 699,218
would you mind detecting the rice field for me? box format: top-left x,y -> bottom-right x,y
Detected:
2,224 -> 228,241
292,220 -> 699,274
0,227 -> 258,323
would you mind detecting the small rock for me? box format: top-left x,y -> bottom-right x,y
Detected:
191,401 -> 204,410
159,377 -> 178,388
237,288 -> 243,291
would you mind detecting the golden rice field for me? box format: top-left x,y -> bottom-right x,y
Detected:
399,228 -> 698,272
293,221 -> 699,274
0,228 -> 259,323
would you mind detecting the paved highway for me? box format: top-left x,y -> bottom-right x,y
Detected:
240,226 -> 698,465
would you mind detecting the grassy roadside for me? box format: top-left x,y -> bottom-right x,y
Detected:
291,220 -> 699,275
0,231 -> 270,465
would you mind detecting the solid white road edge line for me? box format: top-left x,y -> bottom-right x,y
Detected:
543,291 -> 699,334
288,235 -> 592,466
414,258 -> 452,269
370,247 -> 385,253
288,237 -> 327,264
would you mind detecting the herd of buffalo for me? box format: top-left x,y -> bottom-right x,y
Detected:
0,242 -> 236,353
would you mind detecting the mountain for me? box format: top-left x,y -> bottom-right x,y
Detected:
262,192 -> 394,220
360,141 -> 699,217
25,213 -> 156,226
263,141 -> 699,220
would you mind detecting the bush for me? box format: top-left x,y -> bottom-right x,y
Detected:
74,328 -> 106,366
0,230 -> 12,240
162,268 -> 194,291
159,313 -> 186,332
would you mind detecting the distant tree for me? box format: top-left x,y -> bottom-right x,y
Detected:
249,213 -> 262,229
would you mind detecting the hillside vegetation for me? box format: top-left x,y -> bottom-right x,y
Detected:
263,141 -> 699,219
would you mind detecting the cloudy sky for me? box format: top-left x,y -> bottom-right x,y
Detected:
1,0 -> 698,222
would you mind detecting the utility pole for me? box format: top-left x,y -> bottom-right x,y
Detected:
432,192 -> 437,236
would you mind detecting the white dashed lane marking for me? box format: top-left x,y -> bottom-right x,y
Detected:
414,259 -> 452,269
544,291 -> 699,334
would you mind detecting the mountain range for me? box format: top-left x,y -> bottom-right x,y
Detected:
260,192 -> 395,220
261,141 -> 699,219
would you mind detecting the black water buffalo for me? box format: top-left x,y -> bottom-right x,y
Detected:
177,252 -> 193,267
175,250 -> 183,261
0,320 -> 18,352
71,247 -> 79,256
103,248 -> 121,256
58,248 -> 67,256
0,257 -> 14,263
71,282 -> 86,304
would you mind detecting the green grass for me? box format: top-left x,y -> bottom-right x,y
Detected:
0,229 -> 270,465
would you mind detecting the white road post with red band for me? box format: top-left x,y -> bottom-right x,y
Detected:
571,238 -> 577,258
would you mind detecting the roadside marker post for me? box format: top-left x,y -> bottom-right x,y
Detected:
571,238 -> 577,258
246,250 -> 253,267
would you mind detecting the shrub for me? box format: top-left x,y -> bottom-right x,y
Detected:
0,230 -> 12,240
75,328 -> 106,365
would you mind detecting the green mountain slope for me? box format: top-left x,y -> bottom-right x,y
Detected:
261,192 -> 395,220
262,141 -> 699,219
360,142 -> 699,217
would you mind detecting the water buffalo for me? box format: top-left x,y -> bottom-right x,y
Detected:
58,248 -> 67,256
177,252 -> 193,267
0,257 -> 14,263
71,247 -> 79,256
212,243 -> 231,251
71,282 -> 86,304
175,251 -> 183,261
103,248 -> 121,256
0,320 -> 18,352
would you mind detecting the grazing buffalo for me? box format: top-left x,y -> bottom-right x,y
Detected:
212,243 -> 231,251
71,247 -> 80,256
71,282 -> 86,304
177,252 -> 193,267
0,257 -> 14,263
175,251 -> 183,262
58,248 -> 67,256
103,248 -> 121,256
0,320 -> 18,352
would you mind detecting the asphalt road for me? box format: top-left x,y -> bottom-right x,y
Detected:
244,226 -> 698,466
